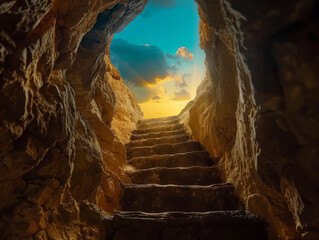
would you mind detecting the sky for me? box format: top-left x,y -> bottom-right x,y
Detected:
110,0 -> 206,119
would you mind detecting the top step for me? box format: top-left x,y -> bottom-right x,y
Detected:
133,123 -> 184,135
138,116 -> 178,124
137,118 -> 180,129
130,128 -> 185,140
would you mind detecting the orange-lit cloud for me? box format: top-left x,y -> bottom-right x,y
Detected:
176,47 -> 193,60
172,89 -> 191,101
174,75 -> 187,87
136,74 -> 191,103
137,75 -> 194,118
134,81 -> 166,103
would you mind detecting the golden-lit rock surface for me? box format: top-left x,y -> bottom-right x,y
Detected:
0,0 -> 146,239
105,46 -> 143,144
1,0 -> 318,239
180,0 -> 319,239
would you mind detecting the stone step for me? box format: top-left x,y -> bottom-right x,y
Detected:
133,123 -> 184,135
127,166 -> 221,185
128,151 -> 217,169
108,211 -> 269,240
130,128 -> 186,140
127,134 -> 189,148
137,118 -> 180,129
138,116 -> 178,124
127,141 -> 202,159
120,183 -> 240,212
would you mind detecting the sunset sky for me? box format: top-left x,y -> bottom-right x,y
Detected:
110,0 -> 205,119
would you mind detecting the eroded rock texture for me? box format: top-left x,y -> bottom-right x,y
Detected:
181,0 -> 319,239
0,0 -> 145,239
1,0 -> 318,239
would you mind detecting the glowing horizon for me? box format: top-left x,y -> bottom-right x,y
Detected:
140,100 -> 191,119
110,0 -> 205,119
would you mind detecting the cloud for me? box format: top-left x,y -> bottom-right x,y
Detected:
166,47 -> 194,62
131,77 -> 170,103
152,95 -> 161,100
176,47 -> 193,60
110,39 -> 194,104
175,75 -> 187,88
166,53 -> 178,59
135,74 -> 188,103
172,89 -> 191,101
170,64 -> 178,73
110,38 -> 170,87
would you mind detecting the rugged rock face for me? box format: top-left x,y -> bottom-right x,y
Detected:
181,0 -> 319,239
106,47 -> 144,144
0,0 -> 145,239
1,0 -> 318,239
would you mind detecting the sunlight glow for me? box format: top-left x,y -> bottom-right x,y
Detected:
139,100 -> 191,119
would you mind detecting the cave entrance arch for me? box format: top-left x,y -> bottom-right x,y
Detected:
1,0 -> 316,238
109,0 -> 206,119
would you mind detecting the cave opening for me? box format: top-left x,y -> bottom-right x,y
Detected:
109,0 -> 206,119
1,0 -> 318,238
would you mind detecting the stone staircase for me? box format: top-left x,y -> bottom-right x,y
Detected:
107,116 -> 268,239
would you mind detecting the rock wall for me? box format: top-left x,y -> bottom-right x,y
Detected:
1,0 -> 318,239
180,0 -> 319,239
105,44 -> 144,144
0,0 -> 145,239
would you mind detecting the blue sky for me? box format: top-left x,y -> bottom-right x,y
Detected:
110,0 -> 206,118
